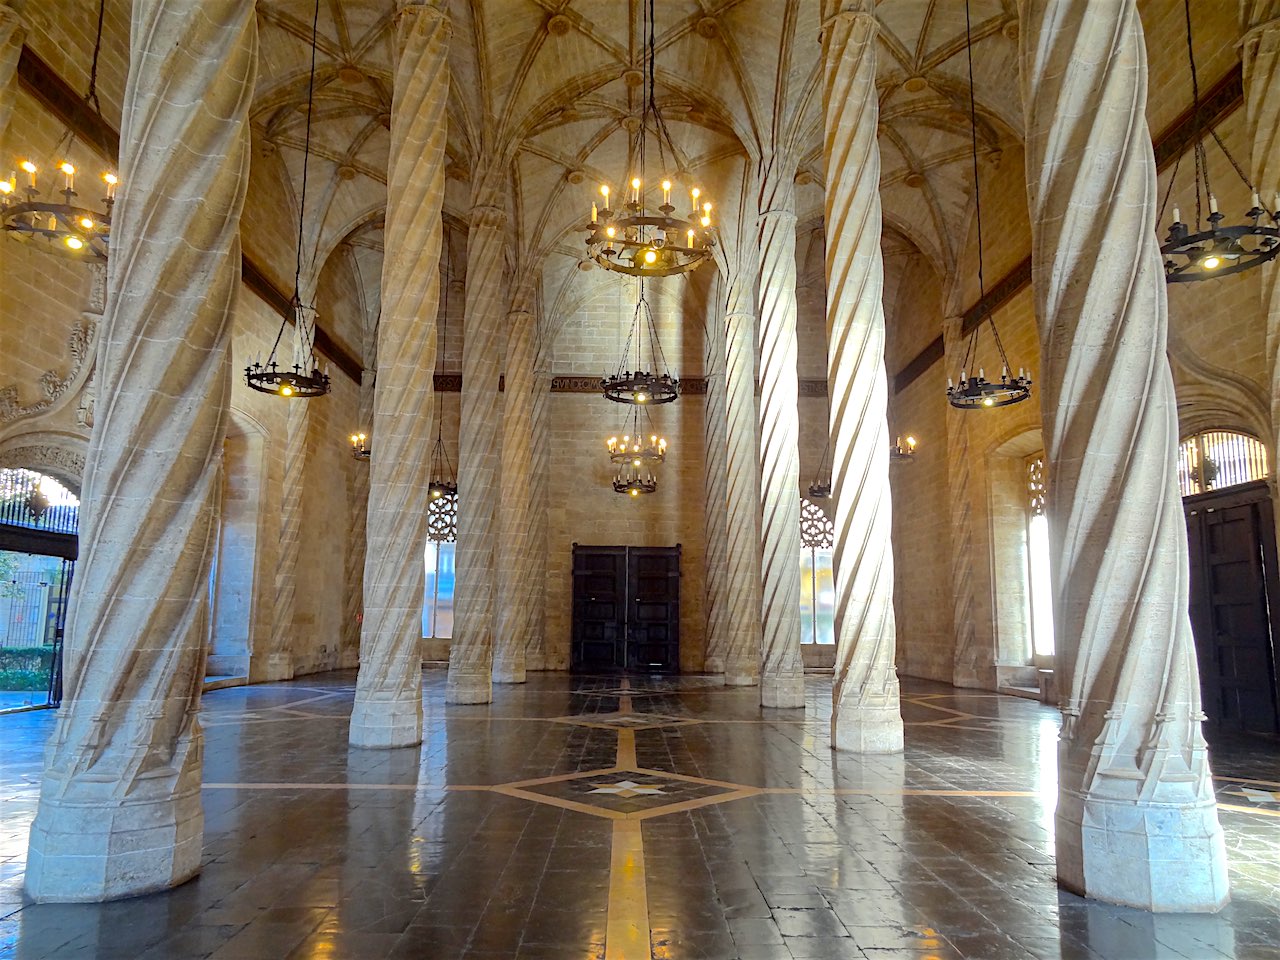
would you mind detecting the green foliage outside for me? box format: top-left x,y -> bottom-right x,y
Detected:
0,550 -> 21,601
0,668 -> 47,692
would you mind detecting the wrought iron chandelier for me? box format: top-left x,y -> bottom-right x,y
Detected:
1160,0 -> 1279,282
607,406 -> 667,497
581,0 -> 715,278
946,0 -> 1032,411
1,0 -> 117,262
602,282 -> 679,404
245,0 -> 330,399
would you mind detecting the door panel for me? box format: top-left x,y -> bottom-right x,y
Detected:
571,545 -> 680,674
1185,484 -> 1280,735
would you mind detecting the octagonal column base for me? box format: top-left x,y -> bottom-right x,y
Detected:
761,675 -> 805,709
349,693 -> 423,749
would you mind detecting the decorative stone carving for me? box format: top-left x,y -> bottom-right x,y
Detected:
1020,0 -> 1228,912
349,0 -> 450,749
0,318 -> 99,425
755,162 -> 805,709
25,0 -> 258,902
0,442 -> 86,490
446,199 -> 506,705
822,6 -> 903,753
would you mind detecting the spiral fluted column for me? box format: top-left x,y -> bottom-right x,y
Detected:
493,305 -> 535,683
755,163 -> 804,708
822,6 -> 902,753
446,201 -> 506,704
349,0 -> 449,749
723,266 -> 763,685
942,314 -> 984,689
342,367 -> 374,668
1241,4 -> 1280,553
267,379 -> 308,680
701,286 -> 729,674
1021,0 -> 1228,911
24,0 -> 256,901
0,4 -> 23,141
525,350 -> 551,670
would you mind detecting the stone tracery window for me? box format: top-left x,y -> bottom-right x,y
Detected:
799,498 -> 835,645
1026,456 -> 1055,660
1177,430 -> 1269,497
423,492 -> 457,639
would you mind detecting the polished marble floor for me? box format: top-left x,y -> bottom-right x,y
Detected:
1,672 -> 1278,959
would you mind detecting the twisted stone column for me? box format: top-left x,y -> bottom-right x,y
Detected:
525,350 -> 551,670
1241,4 -> 1280,548
723,270 -> 762,686
942,314 -> 984,688
446,200 -> 505,704
822,6 -> 902,753
349,0 -> 449,749
266,364 -> 308,681
701,284 -> 729,673
0,4 -> 24,141
755,163 -> 804,708
24,0 -> 256,902
493,304 -> 535,683
1021,0 -> 1228,911
342,367 -> 374,668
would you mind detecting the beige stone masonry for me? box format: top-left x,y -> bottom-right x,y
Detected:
1020,0 -> 1229,912
349,0 -> 449,749
25,0 -> 257,902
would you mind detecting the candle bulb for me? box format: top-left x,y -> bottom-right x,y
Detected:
1002,365 -> 1008,379
600,183 -> 610,206
1251,191 -> 1261,210
661,179 -> 671,205
687,228 -> 694,248
947,377 -> 954,389
59,162 -> 74,191
591,201 -> 598,224
1172,205 -> 1181,224
978,367 -> 985,380
103,172 -> 118,199
20,160 -> 35,188
1208,194 -> 1218,215
630,177 -> 640,203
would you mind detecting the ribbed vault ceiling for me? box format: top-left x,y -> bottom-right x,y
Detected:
253,0 -> 1021,301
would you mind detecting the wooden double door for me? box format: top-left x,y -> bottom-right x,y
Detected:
571,544 -> 680,673
1184,481 -> 1280,735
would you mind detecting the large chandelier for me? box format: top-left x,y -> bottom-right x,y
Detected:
608,407 -> 667,497
245,0 -> 330,400
1,0 -> 117,262
1160,0 -> 1279,282
947,0 -> 1031,411
581,0 -> 715,278
602,284 -> 679,404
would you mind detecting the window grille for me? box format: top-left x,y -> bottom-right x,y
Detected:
1177,430 -> 1268,497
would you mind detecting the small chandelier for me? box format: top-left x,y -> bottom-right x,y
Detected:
608,407 -> 666,497
602,284 -> 679,404
1,0 -> 117,262
349,432 -> 370,461
245,0 -> 330,400
1160,0 -> 1279,282
890,435 -> 918,462
947,0 -> 1032,412
582,1 -> 715,278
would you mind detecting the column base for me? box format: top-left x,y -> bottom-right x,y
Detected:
831,704 -> 904,753
703,656 -> 726,674
951,664 -> 989,689
493,657 -> 526,684
349,694 -> 422,749
1056,789 -> 1230,912
447,666 -> 492,704
525,651 -> 546,671
760,675 -> 805,708
26,769 -> 203,902
263,653 -> 294,682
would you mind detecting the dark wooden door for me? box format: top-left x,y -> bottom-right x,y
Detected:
571,544 -> 680,673
1185,482 -> 1280,735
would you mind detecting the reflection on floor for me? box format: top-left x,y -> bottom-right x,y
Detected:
1,672 -> 1278,959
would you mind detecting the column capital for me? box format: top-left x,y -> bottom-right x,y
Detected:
470,203 -> 507,230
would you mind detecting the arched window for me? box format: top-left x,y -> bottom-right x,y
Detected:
1177,430 -> 1269,497
1025,456 -> 1055,660
423,491 -> 457,639
799,498 -> 835,645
